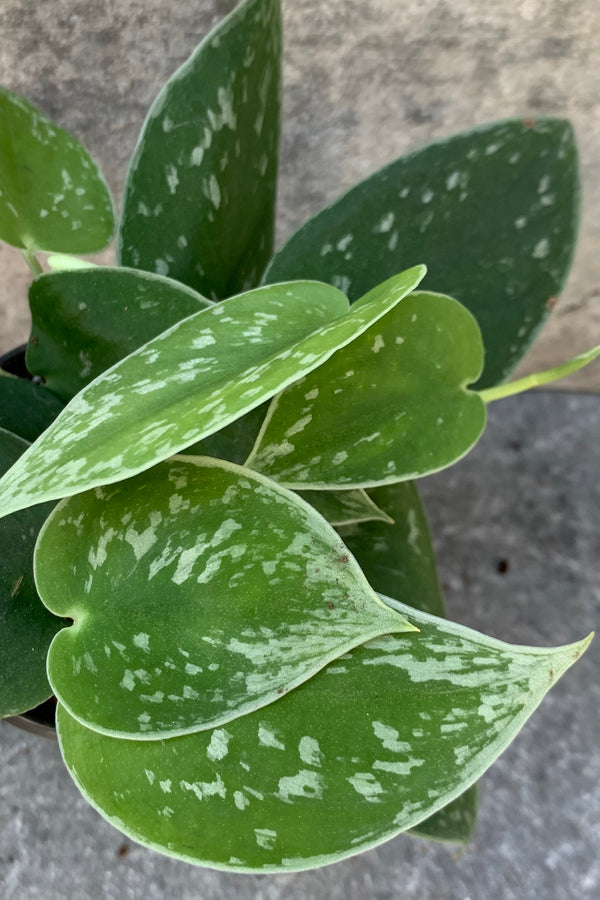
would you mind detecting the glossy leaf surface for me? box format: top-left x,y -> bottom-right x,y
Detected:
0,428 -> 62,716
119,0 -> 281,298
56,601 -> 590,870
27,268 -> 211,400
0,87 -> 114,252
0,267 -> 424,518
0,373 -> 64,442
248,292 -> 486,488
298,489 -> 393,527
265,119 -> 579,388
36,457 -> 413,738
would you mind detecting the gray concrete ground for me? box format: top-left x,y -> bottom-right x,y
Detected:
1,391 -> 599,899
0,0 -> 599,386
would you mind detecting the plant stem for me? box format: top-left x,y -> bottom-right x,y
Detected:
22,248 -> 44,277
479,344 -> 600,403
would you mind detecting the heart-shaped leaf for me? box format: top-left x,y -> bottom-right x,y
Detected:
26,268 -> 212,400
0,267 -> 424,519
298,489 -> 393,527
35,456 -> 414,738
0,427 -> 63,717
264,119 -> 579,389
56,600 -> 590,870
0,87 -> 114,253
0,372 -> 64,442
247,291 -> 486,488
118,0 -> 281,298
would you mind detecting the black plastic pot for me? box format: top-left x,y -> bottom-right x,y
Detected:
1,344 -> 57,738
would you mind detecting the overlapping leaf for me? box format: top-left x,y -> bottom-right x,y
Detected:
0,427 -> 63,717
35,456 -> 414,738
56,601 -> 590,870
0,373 -> 64,442
264,119 -> 579,388
26,268 -> 212,400
338,483 -> 476,839
119,0 -> 281,298
247,291 -> 486,488
0,266 -> 424,519
0,87 -> 114,253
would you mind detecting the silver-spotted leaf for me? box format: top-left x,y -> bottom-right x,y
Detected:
35,456 -> 414,738
56,600 -> 591,870
0,267 -> 424,519
264,119 -> 579,389
247,291 -> 486,488
118,0 -> 281,298
0,87 -> 114,253
298,489 -> 393,527
0,428 -> 63,717
338,483 -> 475,839
26,268 -> 211,400
0,372 -> 64,442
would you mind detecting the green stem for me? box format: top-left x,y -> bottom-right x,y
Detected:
479,344 -> 600,403
22,248 -> 44,277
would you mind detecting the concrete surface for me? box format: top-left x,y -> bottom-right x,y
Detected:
1,391 -> 599,899
0,0 -> 599,388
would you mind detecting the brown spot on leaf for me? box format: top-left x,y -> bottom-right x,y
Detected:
521,118 -> 536,128
546,296 -> 560,311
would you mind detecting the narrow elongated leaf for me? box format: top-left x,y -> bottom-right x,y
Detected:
35,456 -> 413,738
0,428 -> 63,717
0,267 -> 424,519
26,268 -> 212,400
118,0 -> 281,298
0,87 -> 114,252
56,601 -> 591,870
247,291 -> 486,488
264,119 -> 579,388
0,373 -> 64,442
338,483 -> 476,839
182,402 -> 268,467
298,489 -> 393,527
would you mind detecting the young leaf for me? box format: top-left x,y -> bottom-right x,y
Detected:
35,456 -> 414,739
27,268 -> 212,400
409,784 -> 478,845
0,373 -> 64,442
56,601 -> 591,870
0,428 -> 63,717
0,87 -> 114,253
0,267 -> 424,519
118,0 -> 281,298
247,291 -> 486,489
298,489 -> 393,527
264,119 -> 579,389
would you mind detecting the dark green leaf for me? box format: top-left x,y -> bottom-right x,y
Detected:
0,427 -> 63,717
0,87 -> 114,252
0,372 -> 64,442
118,0 -> 281,298
265,119 -> 579,388
26,267 -> 211,400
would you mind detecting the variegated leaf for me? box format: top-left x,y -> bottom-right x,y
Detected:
56,600 -> 591,870
264,118 -> 579,389
26,267 -> 211,400
298,489 -> 393,527
35,456 -> 414,738
0,267 -> 424,519
0,427 -> 63,717
0,87 -> 114,253
247,291 -> 486,488
118,0 -> 281,298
